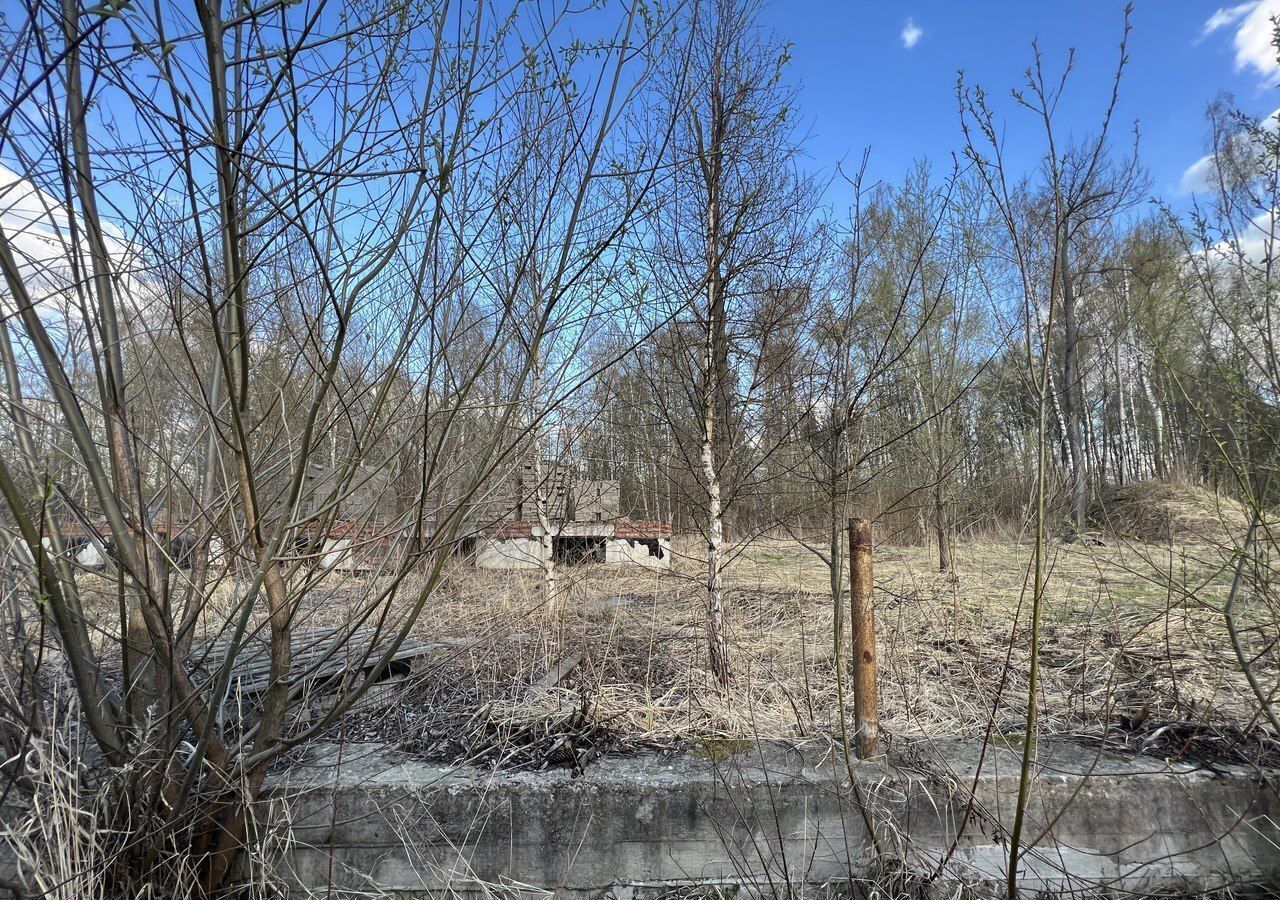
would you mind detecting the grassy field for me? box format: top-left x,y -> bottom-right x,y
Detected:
343,530 -> 1278,767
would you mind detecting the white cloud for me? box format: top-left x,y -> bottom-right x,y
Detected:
1202,0 -> 1280,78
1178,107 -> 1280,194
1179,153 -> 1217,194
1233,206 -> 1277,261
0,163 -> 86,306
1202,2 -> 1257,38
0,162 -> 147,321
900,17 -> 923,50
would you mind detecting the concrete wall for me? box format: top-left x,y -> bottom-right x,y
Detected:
319,537 -> 356,571
270,740 -> 1280,898
606,536 -> 671,568
475,536 -> 545,569
575,480 -> 621,521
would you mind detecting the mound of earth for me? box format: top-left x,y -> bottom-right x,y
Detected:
1089,479 -> 1250,543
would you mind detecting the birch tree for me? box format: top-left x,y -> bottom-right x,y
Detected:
645,0 -> 814,685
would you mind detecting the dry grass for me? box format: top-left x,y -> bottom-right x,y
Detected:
331,532 -> 1279,766
1089,478 -> 1253,543
0,698 -> 293,900
58,514 -> 1277,766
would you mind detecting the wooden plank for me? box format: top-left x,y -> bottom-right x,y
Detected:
526,651 -> 582,698
191,626 -> 441,697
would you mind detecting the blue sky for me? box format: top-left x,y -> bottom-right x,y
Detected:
762,1 -> 1280,210
4,1 -> 1276,262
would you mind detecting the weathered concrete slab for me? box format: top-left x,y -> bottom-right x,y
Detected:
476,535 -> 544,569
266,739 -> 1280,898
605,537 -> 670,567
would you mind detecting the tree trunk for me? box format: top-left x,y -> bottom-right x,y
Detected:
1059,240 -> 1087,533
703,302 -> 729,684
533,445 -> 558,615
701,60 -> 730,686
934,479 -> 952,574
1137,359 -> 1166,479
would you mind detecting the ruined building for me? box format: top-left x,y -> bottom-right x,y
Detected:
47,459 -> 671,575
473,461 -> 670,569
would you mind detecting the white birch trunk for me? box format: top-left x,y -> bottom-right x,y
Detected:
703,297 -> 728,684
532,363 -> 558,614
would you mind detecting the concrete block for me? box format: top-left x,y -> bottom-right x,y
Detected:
606,537 -> 670,568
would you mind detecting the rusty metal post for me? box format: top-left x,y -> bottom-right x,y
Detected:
848,518 -> 880,758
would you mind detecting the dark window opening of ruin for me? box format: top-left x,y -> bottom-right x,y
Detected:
455,536 -> 477,557
553,536 -> 606,565
169,535 -> 198,569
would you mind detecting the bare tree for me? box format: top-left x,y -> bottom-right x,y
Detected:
644,0 -> 815,685
960,8 -> 1136,895
0,0 -> 680,893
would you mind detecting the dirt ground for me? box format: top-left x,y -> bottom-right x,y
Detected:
316,533 -> 1280,769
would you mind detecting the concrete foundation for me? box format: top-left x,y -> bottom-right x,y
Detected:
270,739 -> 1280,898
